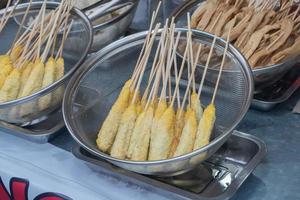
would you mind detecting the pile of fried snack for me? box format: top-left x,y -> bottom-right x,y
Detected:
96,11 -> 230,161
191,0 -> 300,68
0,0 -> 74,118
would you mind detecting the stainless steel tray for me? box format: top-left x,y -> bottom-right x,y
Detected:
251,67 -> 300,111
0,109 -> 65,143
72,131 -> 266,200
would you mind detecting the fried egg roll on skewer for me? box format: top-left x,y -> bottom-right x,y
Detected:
98,24 -> 160,153
194,32 -> 230,150
111,23 -> 164,159
174,32 -> 203,157
0,68 -> 21,103
148,25 -> 181,160
0,57 -> 13,88
131,79 -> 160,161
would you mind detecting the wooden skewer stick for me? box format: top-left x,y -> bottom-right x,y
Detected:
131,24 -> 161,105
8,0 -> 32,55
37,1 -> 46,60
169,31 -> 189,106
180,41 -> 202,114
141,21 -> 168,101
173,51 -> 181,109
131,2 -> 162,85
41,0 -> 66,63
0,0 -> 13,31
56,22 -> 73,60
197,36 -> 217,99
211,31 -> 230,104
0,0 -> 21,32
167,21 -> 176,102
51,2 -> 72,58
187,13 -> 196,93
131,18 -> 166,92
16,4 -> 46,67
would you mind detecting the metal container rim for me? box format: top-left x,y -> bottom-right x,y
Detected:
63,28 -> 254,165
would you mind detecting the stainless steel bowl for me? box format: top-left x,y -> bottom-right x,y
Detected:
63,28 -> 253,176
86,0 -> 138,51
170,0 -> 300,89
0,2 -> 93,125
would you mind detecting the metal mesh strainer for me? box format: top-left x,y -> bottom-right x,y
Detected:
63,28 -> 254,176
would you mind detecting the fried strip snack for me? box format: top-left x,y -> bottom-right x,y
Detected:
193,104 -> 216,150
96,80 -> 131,152
174,108 -> 197,157
110,104 -> 137,159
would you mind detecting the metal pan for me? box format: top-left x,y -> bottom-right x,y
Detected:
72,131 -> 267,200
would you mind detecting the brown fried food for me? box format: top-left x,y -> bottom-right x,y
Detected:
214,7 -> 238,36
249,19 -> 294,67
242,24 -> 280,59
271,37 -> 300,64
196,0 -> 219,30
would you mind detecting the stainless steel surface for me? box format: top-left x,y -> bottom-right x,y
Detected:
86,0 -> 138,51
170,0 -> 300,89
86,0 -> 121,22
72,131 -> 267,200
0,109 -> 65,143
0,2 -> 93,125
293,98 -> 300,114
63,28 -> 254,175
251,68 -> 300,111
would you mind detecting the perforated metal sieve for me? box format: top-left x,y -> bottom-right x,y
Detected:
63,28 -> 254,176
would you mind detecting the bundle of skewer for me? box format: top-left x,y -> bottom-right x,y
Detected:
190,0 -> 300,68
96,9 -> 231,161
0,0 -> 74,116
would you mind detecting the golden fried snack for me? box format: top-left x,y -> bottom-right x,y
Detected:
148,99 -> 167,160
191,92 -> 203,122
110,104 -> 137,159
96,80 -> 131,152
52,57 -> 65,106
149,106 -> 175,160
193,104 -> 216,150
19,60 -> 45,117
131,105 -> 154,161
168,107 -> 185,158
174,108 -> 197,157
19,59 -> 45,98
127,110 -> 146,159
10,45 -> 23,63
0,69 -> 21,103
0,56 -> 13,88
18,62 -> 33,98
38,57 -> 56,111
